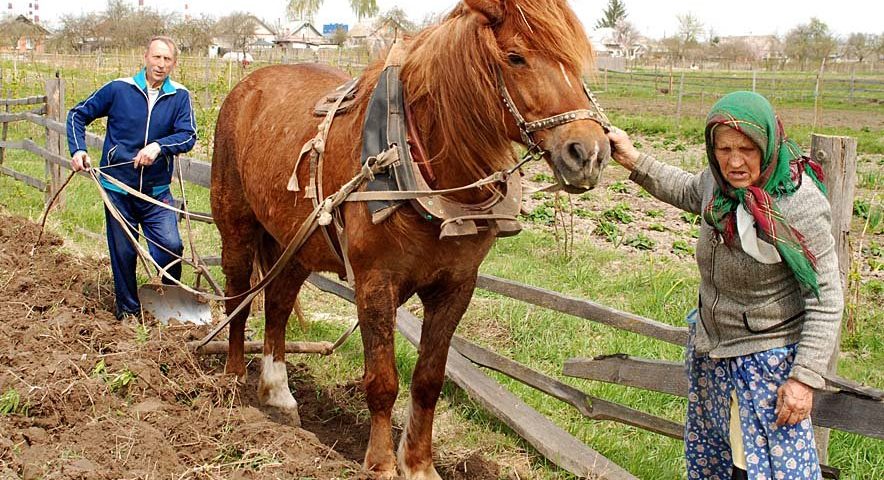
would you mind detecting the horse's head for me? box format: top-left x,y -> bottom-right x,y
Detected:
465,0 -> 610,193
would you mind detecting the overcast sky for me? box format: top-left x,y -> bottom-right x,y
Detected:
19,0 -> 883,39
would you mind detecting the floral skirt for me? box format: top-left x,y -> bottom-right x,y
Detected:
684,330 -> 822,480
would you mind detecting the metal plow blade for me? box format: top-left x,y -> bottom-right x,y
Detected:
138,283 -> 212,325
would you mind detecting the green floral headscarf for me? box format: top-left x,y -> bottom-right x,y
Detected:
703,91 -> 826,296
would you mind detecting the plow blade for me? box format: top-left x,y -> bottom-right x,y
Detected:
138,283 -> 212,325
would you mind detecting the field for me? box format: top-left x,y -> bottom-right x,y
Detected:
0,53 -> 882,479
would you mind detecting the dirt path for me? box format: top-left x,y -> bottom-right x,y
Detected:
0,213 -> 503,480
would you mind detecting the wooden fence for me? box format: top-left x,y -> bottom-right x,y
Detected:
1,82 -> 882,479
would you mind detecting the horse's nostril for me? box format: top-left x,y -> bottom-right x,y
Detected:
566,141 -> 588,162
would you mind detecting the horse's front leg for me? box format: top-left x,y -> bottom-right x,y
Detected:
398,277 -> 477,480
356,277 -> 401,479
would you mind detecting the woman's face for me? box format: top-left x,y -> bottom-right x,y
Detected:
713,125 -> 762,188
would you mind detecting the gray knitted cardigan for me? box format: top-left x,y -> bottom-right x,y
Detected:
630,154 -> 843,389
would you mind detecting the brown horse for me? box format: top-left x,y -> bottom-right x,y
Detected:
210,0 -> 609,478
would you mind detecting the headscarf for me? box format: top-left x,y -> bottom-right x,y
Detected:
703,91 -> 827,296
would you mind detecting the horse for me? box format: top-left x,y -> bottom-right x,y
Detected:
210,0 -> 610,478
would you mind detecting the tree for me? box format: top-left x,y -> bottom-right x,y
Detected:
843,32 -> 872,62
784,18 -> 836,69
53,13 -> 102,53
215,12 -> 258,54
170,14 -> 216,54
287,0 -> 378,22
596,0 -> 627,29
612,19 -> 638,58
677,13 -> 703,45
374,7 -> 416,37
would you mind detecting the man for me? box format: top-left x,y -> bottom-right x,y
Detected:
67,36 -> 197,321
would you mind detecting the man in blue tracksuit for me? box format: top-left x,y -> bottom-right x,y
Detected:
67,36 -> 197,321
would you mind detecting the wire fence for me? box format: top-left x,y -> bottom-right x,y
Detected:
591,67 -> 884,106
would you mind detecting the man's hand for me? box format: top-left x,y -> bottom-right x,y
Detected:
71,150 -> 92,172
775,378 -> 814,427
133,142 -> 162,168
606,127 -> 641,171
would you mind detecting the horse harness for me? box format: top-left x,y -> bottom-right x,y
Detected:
292,41 -> 612,281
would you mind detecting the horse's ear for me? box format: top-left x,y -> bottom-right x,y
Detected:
462,0 -> 504,26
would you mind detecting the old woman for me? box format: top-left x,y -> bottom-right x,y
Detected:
607,91 -> 842,480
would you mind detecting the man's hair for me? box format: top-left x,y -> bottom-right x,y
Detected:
146,36 -> 178,59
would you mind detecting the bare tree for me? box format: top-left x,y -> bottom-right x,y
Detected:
215,12 -> 258,55
53,13 -> 101,53
843,32 -> 873,62
677,13 -> 704,45
612,20 -> 638,58
170,14 -> 217,54
784,18 -> 836,69
374,7 -> 416,37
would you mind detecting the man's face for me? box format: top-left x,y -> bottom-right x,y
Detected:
143,40 -> 176,88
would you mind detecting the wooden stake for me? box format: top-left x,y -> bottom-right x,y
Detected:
190,340 -> 336,355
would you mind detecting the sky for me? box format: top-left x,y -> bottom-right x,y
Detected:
17,0 -> 883,39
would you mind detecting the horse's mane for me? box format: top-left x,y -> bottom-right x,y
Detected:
398,0 -> 594,181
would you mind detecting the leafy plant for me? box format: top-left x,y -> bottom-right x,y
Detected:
625,234 -> 655,250
672,240 -> 695,256
135,324 -> 150,344
646,209 -> 664,218
593,220 -> 620,244
522,203 -> 555,225
531,172 -> 556,183
0,388 -> 28,416
108,369 -> 137,393
680,212 -> 700,225
90,359 -> 107,378
602,203 -> 633,224
648,223 -> 666,232
608,180 -> 630,194
573,207 -> 594,219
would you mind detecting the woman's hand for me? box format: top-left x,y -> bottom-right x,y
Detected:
775,378 -> 814,426
606,127 -> 641,171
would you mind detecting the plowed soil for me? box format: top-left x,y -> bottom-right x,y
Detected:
0,213 -> 503,480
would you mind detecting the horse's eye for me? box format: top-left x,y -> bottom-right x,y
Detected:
507,53 -> 527,67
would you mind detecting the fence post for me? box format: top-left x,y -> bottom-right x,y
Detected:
675,71 -> 685,128
810,133 -> 858,463
1,89 -> 9,166
44,73 -> 65,207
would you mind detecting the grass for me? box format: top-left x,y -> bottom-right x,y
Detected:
1,59 -> 881,479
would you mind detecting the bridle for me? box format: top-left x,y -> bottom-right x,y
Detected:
495,66 -> 612,167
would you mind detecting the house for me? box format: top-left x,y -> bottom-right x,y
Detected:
212,14 -> 277,52
346,18 -> 407,52
0,15 -> 50,54
275,20 -> 324,49
589,27 -> 647,60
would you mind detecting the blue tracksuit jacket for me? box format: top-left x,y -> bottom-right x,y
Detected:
66,68 -> 197,192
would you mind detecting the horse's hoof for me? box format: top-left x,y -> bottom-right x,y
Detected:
366,465 -> 397,480
399,464 -> 442,480
258,355 -> 300,425
223,367 -> 247,382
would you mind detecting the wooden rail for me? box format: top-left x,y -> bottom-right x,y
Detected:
563,355 -> 884,440
306,273 -> 638,480
0,96 -> 46,107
